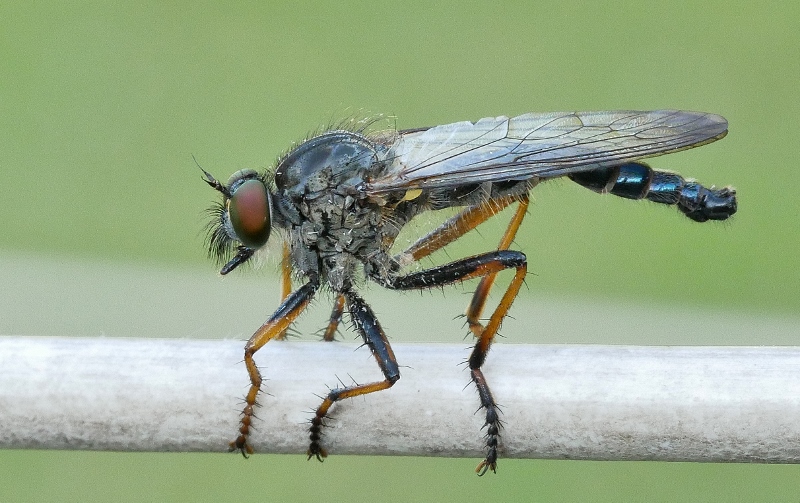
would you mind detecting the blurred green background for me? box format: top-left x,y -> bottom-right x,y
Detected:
1,1 -> 798,501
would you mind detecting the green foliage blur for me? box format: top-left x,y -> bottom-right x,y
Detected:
2,2 -> 798,313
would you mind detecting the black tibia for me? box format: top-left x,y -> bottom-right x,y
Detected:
378,250 -> 526,290
307,290 -> 400,461
374,249 -> 528,475
569,162 -> 737,222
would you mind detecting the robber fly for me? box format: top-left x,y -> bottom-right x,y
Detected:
202,110 -> 736,475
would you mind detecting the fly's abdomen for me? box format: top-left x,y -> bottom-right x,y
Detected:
569,162 -> 737,222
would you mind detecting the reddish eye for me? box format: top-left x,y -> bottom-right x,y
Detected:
228,179 -> 271,248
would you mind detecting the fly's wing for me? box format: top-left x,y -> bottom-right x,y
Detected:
365,110 -> 727,194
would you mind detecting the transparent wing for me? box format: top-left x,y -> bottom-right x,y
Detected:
366,110 -> 727,194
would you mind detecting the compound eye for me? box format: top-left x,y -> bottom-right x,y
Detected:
227,179 -> 271,248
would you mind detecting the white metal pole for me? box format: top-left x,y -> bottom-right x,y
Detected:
1,336 -> 799,463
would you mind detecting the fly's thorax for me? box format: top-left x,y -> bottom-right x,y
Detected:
286,191 -> 384,291
296,189 -> 383,251
271,129 -> 395,286
274,130 -> 383,200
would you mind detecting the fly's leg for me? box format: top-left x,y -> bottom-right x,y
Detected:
393,194 -> 529,336
394,195 -> 521,266
307,290 -> 400,460
320,293 -> 346,342
276,241 -> 293,340
280,238 -> 344,342
464,196 -> 528,337
231,280 -> 319,456
374,250 -> 527,475
467,260 -> 525,475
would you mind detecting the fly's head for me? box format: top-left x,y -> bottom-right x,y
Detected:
201,166 -> 273,275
